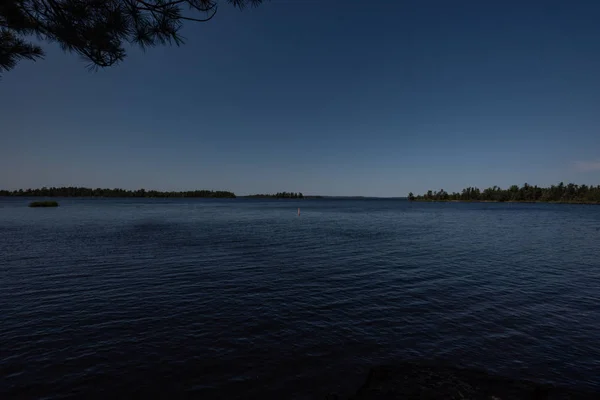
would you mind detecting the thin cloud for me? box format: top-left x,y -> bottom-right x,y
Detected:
574,160 -> 600,172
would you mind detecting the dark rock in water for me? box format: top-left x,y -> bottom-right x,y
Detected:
348,362 -> 598,399
28,201 -> 59,207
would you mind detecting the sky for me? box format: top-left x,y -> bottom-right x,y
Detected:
1,0 -> 600,197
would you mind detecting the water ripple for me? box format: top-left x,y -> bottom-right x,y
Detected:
1,198 -> 600,398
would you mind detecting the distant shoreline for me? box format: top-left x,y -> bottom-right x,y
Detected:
409,183 -> 600,204
240,196 -> 324,199
0,187 -> 236,198
412,199 -> 600,205
3,195 -> 599,204
0,195 -> 329,199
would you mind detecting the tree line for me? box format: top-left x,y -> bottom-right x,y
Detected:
246,192 -> 304,199
0,187 -> 236,198
409,183 -> 600,204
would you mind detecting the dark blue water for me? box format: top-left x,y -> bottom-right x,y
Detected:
1,198 -> 600,398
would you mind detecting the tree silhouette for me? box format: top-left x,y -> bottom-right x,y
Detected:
0,186 -> 236,198
0,0 -> 263,74
246,191 -> 305,199
411,183 -> 600,204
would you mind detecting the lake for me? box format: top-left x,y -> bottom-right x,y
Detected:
1,198 -> 599,398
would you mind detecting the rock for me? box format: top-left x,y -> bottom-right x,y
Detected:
347,362 -> 598,400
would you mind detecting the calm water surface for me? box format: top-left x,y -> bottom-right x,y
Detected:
1,198 -> 600,398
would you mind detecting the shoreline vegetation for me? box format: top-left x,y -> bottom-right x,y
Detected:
0,187 -> 322,199
244,192 -> 304,199
409,183 -> 600,205
4,183 -> 599,204
0,187 -> 236,198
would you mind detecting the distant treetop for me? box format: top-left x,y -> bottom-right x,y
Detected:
0,0 -> 264,75
246,192 -> 304,199
0,186 -> 236,198
410,183 -> 600,204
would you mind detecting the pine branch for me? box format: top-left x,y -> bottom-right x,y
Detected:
0,29 -> 44,74
0,0 -> 265,74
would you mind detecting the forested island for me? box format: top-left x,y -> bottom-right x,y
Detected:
409,183 -> 600,204
0,187 -> 236,198
245,192 -> 305,199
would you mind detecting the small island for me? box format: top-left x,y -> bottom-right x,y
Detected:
245,192 -> 305,199
409,183 -> 600,204
29,201 -> 59,207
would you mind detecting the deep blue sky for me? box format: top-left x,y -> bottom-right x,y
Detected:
2,0 -> 599,196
